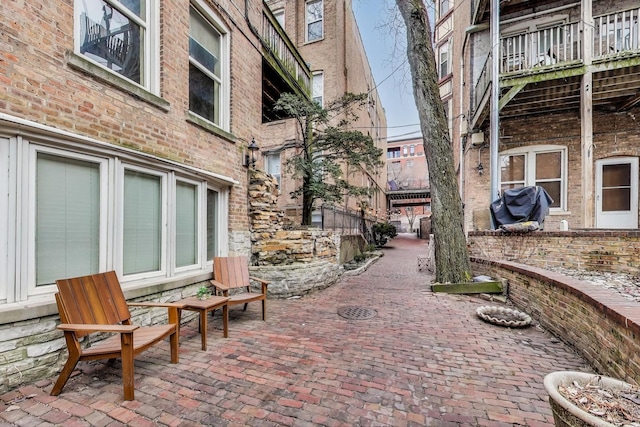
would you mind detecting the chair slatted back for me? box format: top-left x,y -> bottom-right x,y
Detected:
55,271 -> 132,338
213,256 -> 251,288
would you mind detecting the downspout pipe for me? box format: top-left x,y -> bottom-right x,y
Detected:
489,0 -> 500,228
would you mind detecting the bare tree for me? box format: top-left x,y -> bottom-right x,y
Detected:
395,0 -> 472,283
404,206 -> 418,232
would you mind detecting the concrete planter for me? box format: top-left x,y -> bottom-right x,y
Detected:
543,371 -> 635,427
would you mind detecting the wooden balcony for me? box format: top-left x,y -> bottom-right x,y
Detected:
472,7 -> 640,126
259,3 -> 311,122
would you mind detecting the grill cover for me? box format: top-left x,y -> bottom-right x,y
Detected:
490,186 -> 554,229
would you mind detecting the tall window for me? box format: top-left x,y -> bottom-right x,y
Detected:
272,8 -> 285,28
403,146 -> 408,156
312,72 -> 324,106
123,169 -> 163,275
189,5 -> 228,128
439,0 -> 450,17
76,0 -> 149,86
439,40 -> 450,78
35,153 -> 103,286
500,146 -> 566,209
206,189 -> 218,261
176,181 -> 198,268
306,0 -> 323,42
410,145 -> 415,156
266,153 -> 281,187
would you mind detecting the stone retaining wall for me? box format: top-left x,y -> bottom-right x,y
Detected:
472,257 -> 640,386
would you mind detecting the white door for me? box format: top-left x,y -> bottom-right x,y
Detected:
596,157 -> 638,229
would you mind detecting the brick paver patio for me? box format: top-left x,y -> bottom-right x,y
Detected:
0,234 -> 591,426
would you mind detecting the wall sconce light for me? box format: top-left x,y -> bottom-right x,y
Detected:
476,162 -> 484,175
244,138 -> 259,169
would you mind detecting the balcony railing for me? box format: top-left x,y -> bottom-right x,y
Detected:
260,6 -> 311,96
501,21 -> 582,73
473,7 -> 640,114
593,8 -> 640,58
474,53 -> 491,112
500,7 -> 640,73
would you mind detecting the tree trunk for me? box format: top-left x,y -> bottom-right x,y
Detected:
396,0 -> 472,283
301,115 -> 314,225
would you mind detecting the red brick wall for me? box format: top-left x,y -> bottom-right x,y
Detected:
462,106 -> 640,232
1,0 -> 267,231
469,230 -> 640,274
472,258 -> 640,385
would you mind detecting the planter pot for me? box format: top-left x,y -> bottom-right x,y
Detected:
543,371 -> 635,427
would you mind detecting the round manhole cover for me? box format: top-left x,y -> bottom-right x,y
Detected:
337,306 -> 377,320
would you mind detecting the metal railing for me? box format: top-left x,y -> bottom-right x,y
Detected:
474,53 -> 491,114
318,205 -> 380,243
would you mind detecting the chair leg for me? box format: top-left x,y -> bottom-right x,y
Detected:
170,327 -> 179,363
262,299 -> 266,321
222,304 -> 229,338
50,353 -> 80,396
120,332 -> 135,401
243,303 -> 248,311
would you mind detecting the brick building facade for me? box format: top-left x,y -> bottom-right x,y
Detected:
259,0 -> 388,224
438,0 -> 640,233
386,137 -> 430,233
0,0 -> 313,389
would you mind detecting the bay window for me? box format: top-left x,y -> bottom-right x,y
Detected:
1,135 -> 229,306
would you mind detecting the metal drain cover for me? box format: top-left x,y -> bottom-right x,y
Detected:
337,306 -> 377,320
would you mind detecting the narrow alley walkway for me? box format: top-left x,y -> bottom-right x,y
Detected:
0,233 -> 591,426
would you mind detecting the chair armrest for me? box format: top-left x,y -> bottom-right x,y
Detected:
249,276 -> 270,285
210,279 -> 230,291
128,302 -> 186,308
127,302 -> 182,324
57,323 -> 139,333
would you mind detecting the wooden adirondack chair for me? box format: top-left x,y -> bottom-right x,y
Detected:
52,271 -> 182,400
211,256 -> 269,320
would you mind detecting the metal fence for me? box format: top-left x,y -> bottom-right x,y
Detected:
318,205 -> 380,244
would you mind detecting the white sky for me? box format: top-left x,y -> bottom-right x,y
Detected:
352,0 -> 423,141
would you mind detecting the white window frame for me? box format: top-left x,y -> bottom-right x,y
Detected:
27,145 -> 110,297
189,0 -> 231,131
0,137 -> 10,303
305,0 -> 324,42
2,128 -> 231,307
272,7 -> 285,28
74,0 -> 160,93
116,162 -> 168,281
172,176 -> 203,273
499,145 -> 567,211
439,40 -> 450,79
265,152 -> 281,188
312,71 -> 324,107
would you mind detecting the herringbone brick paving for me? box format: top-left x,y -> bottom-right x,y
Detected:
0,234 -> 591,426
